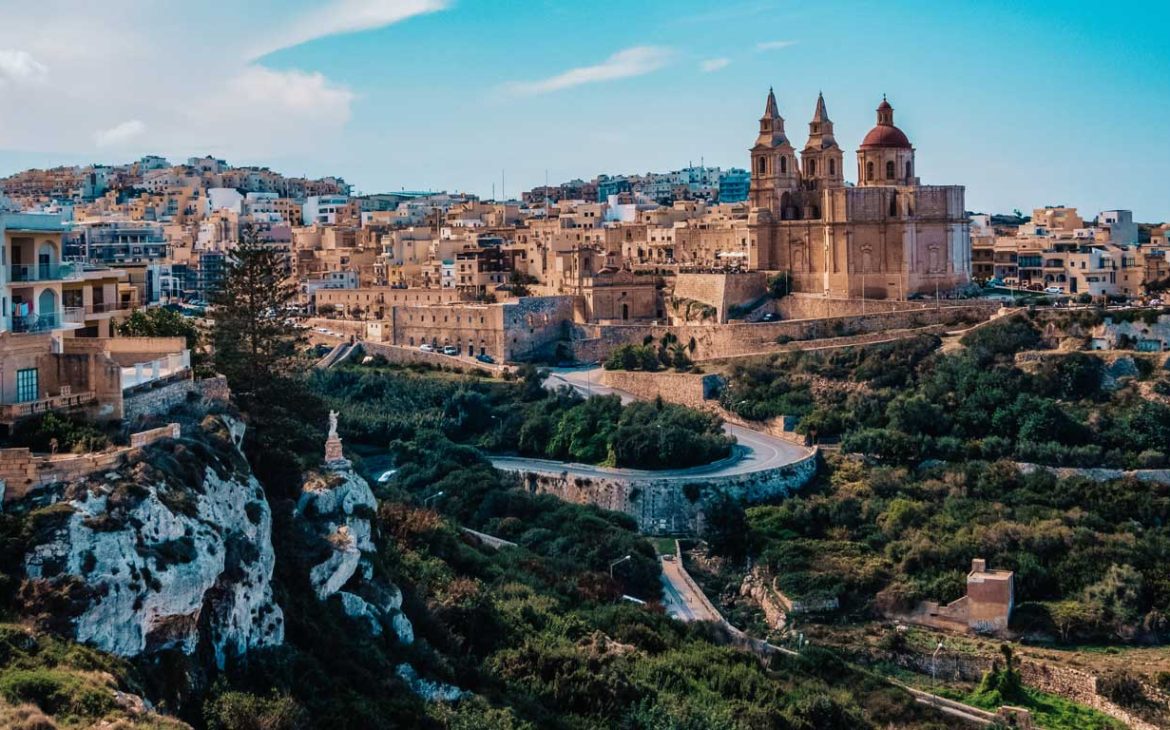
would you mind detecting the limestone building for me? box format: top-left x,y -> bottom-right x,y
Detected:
743,90 -> 971,299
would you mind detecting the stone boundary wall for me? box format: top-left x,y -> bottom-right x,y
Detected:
572,303 -> 997,362
506,449 -> 819,533
1017,462 -> 1170,485
1,424 -> 182,504
884,650 -> 1161,730
361,341 -> 507,375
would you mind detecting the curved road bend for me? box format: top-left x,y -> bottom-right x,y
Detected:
488,367 -> 811,483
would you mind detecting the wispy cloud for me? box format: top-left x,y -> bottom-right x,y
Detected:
506,46 -> 672,96
94,120 -> 146,147
756,40 -> 797,51
700,58 -> 731,73
0,49 -> 47,85
248,0 -> 449,59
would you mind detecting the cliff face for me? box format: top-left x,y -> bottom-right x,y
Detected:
19,416 -> 284,669
296,464 -> 413,644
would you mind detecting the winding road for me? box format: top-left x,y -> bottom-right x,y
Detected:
488,367 -> 811,483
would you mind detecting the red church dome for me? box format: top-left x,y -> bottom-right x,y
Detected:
860,125 -> 912,149
859,97 -> 912,149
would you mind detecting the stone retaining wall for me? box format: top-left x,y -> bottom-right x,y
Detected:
361,341 -> 507,375
123,376 -> 196,425
507,449 -> 819,533
1,424 -> 182,503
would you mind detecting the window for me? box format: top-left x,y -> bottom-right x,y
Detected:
807,159 -> 816,176
905,161 -> 913,179
757,157 -> 766,174
886,161 -> 895,179
780,156 -> 787,174
866,161 -> 874,181
829,159 -> 836,176
16,368 -> 38,403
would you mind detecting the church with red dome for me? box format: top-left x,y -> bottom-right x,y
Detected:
745,90 -> 971,299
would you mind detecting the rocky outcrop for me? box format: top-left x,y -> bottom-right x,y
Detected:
20,416 -> 284,669
295,465 -> 413,645
395,663 -> 467,703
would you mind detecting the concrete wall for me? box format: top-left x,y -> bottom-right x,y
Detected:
505,449 -> 819,533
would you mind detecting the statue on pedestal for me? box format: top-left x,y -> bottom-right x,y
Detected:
324,410 -> 347,466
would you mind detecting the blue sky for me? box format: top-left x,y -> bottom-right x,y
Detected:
0,0 -> 1167,220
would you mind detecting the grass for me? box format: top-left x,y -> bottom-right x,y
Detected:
937,684 -> 1125,730
649,537 -> 676,556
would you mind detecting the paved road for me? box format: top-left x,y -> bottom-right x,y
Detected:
489,367 -> 811,482
659,557 -> 722,623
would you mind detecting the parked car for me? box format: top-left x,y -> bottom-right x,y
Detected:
1044,286 -> 1064,295
442,345 -> 460,356
419,344 -> 435,352
760,313 -> 777,322
475,354 -> 496,364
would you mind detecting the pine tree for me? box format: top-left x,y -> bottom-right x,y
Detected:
211,223 -> 305,397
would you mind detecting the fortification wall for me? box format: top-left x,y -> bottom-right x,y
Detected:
673,273 -> 767,323
572,303 -> 995,362
507,449 -> 819,533
776,295 -> 947,320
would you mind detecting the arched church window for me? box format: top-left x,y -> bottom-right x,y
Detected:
829,159 -> 836,176
780,156 -> 788,174
757,157 -> 766,174
866,161 -> 874,181
905,161 -> 913,180
886,161 -> 895,179
807,159 -> 816,176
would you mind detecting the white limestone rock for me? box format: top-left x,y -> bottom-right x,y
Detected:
395,663 -> 467,703
22,423 -> 284,668
296,465 -> 414,645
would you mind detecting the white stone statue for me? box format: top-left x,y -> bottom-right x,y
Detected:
328,410 -> 339,438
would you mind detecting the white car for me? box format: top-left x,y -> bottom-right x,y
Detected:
419,344 -> 435,352
442,345 -> 460,356
1043,286 -> 1064,295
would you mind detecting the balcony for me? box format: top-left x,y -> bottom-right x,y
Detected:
0,390 -> 97,423
9,262 -> 83,283
121,350 -> 192,391
10,307 -> 85,334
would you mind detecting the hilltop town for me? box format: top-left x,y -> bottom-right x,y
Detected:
2,88 -> 1170,730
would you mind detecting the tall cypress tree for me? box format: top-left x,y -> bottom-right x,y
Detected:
211,223 -> 305,398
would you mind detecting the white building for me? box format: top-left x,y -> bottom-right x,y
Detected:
302,195 -> 349,226
1098,210 -> 1138,245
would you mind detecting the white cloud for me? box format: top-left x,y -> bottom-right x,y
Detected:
756,40 -> 797,51
506,46 -> 672,96
94,120 -> 146,147
700,58 -> 731,73
226,67 -> 356,117
249,0 -> 449,59
0,49 -> 47,85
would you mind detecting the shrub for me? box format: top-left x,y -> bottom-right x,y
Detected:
205,691 -> 309,730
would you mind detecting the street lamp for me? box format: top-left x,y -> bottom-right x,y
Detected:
422,490 -> 445,508
609,554 -> 632,579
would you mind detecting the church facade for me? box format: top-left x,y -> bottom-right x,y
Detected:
742,90 -> 971,299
